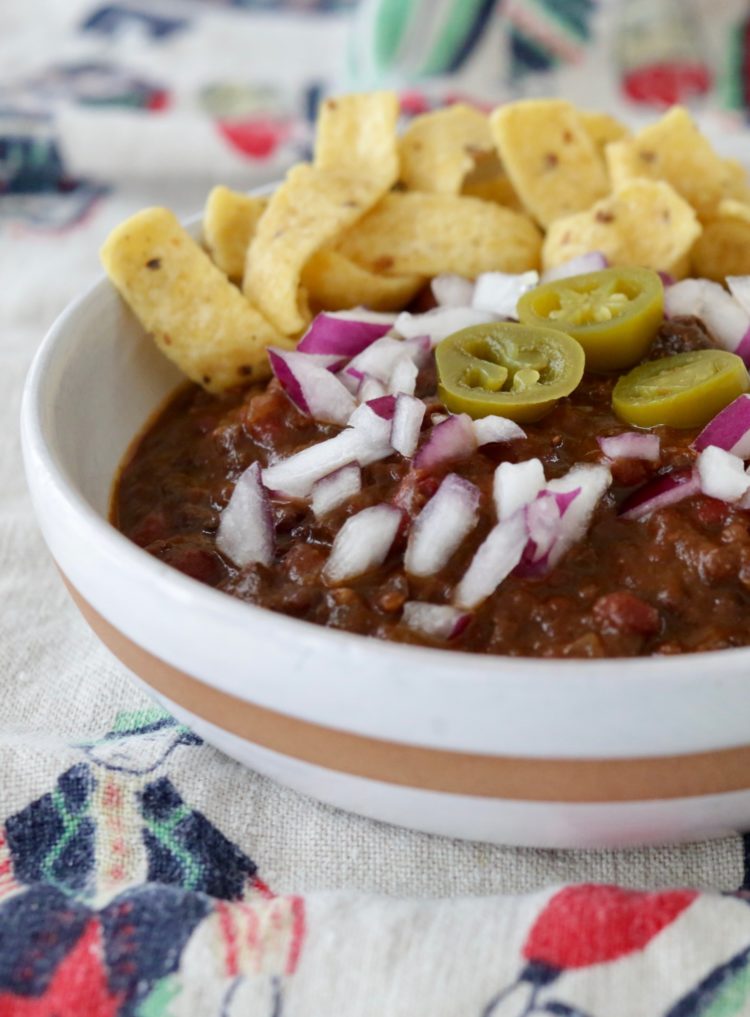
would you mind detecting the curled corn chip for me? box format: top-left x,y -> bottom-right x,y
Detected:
101,207 -> 290,392
314,91 -> 400,181
543,179 -> 701,279
399,103 -> 494,194
605,106 -> 738,222
244,92 -> 400,335
692,199 -> 750,280
204,185 -> 267,283
490,99 -> 609,228
579,110 -> 630,154
302,249 -> 424,312
336,192 -> 541,277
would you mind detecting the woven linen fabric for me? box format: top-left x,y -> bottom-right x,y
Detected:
4,1 -> 750,1014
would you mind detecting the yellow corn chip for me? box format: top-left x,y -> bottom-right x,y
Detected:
245,93 -> 400,335
490,99 -> 609,228
461,149 -> 522,208
719,158 -> 750,205
605,106 -> 732,221
314,91 -> 399,182
101,207 -> 290,393
579,110 -> 630,155
302,249 -> 424,312
335,192 -> 541,277
399,103 -> 494,194
692,199 -> 750,280
244,163 -> 396,335
203,185 -> 267,282
543,179 -> 701,279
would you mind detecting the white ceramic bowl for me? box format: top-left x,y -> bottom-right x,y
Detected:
20,223 -> 750,849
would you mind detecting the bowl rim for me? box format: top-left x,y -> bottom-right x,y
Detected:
20,213 -> 750,698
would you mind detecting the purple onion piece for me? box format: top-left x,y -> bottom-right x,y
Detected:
597,432 -> 661,462
297,311 -> 394,357
268,347 -> 356,425
367,395 -> 397,420
413,413 -> 477,472
618,468 -> 700,520
693,394 -> 750,458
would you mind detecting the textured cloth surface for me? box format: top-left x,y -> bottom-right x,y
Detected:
3,2 -> 750,1015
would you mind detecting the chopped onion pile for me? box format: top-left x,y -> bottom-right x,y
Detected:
664,278 -> 750,366
597,432 -> 661,462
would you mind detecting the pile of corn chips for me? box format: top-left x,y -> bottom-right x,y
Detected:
100,93 -> 750,394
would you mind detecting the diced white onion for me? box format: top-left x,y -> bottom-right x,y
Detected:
493,458 -> 545,520
216,462 -> 274,568
391,395 -> 426,458
394,306 -> 496,346
473,415 -> 526,447
472,270 -> 538,318
431,274 -> 474,308
401,602 -> 471,640
697,446 -> 750,502
405,474 -> 480,577
323,504 -> 401,584
311,463 -> 361,518
454,511 -> 527,609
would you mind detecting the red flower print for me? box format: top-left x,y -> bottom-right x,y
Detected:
523,884 -> 697,970
0,919 -> 121,1017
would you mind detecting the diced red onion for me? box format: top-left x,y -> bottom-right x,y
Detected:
693,394 -> 750,459
357,373 -> 387,402
521,492 -> 568,570
366,395 -> 397,420
597,432 -> 661,462
311,463 -> 361,518
269,347 -> 356,426
431,413 -> 449,426
391,395 -> 426,458
493,458 -> 545,520
727,276 -> 750,316
405,473 -> 480,577
388,356 -> 418,396
472,270 -> 539,318
413,413 -> 477,471
541,251 -> 608,283
347,336 -> 417,383
262,416 -> 391,499
696,446 -> 750,502
431,274 -> 474,308
658,271 -> 675,287
541,464 -> 611,569
216,462 -> 274,568
664,278 -> 750,364
473,414 -> 526,447
618,467 -> 700,520
297,310 -> 395,358
402,602 -> 471,640
323,504 -> 402,584
394,306 -> 496,346
454,510 -> 527,609
347,400 -> 394,439
404,334 -> 432,368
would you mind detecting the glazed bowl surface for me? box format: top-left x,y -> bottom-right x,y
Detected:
20,218 -> 750,848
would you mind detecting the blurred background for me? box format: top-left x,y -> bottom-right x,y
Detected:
2,0 -> 750,321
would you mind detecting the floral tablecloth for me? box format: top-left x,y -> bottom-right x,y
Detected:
3,2 -> 750,1014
